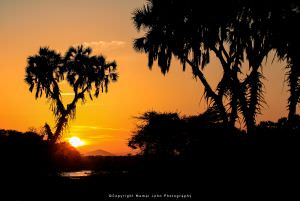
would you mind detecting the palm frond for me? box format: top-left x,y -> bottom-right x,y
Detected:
25,45 -> 118,142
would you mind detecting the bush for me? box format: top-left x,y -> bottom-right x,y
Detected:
0,129 -> 82,176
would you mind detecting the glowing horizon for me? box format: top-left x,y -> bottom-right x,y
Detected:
0,0 -> 293,155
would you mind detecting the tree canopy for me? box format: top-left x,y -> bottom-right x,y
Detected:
133,0 -> 300,133
25,45 -> 118,142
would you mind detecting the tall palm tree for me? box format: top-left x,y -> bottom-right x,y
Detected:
133,0 -> 235,126
235,2 -> 273,134
132,0 -> 263,132
286,58 -> 300,124
133,0 -> 295,134
25,46 -> 118,142
271,1 -> 300,125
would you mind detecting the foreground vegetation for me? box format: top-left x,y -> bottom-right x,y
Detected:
0,113 -> 299,200
2,111 -> 299,174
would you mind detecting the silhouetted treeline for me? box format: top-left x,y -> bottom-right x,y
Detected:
128,111 -> 300,164
0,129 -> 82,177
128,110 -> 244,156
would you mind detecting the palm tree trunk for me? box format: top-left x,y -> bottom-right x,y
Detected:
229,92 -> 238,128
231,70 -> 255,134
247,71 -> 259,135
185,58 -> 228,125
287,60 -> 300,125
215,95 -> 229,126
245,58 -> 265,135
52,114 -> 68,143
50,88 -> 87,143
229,67 -> 239,128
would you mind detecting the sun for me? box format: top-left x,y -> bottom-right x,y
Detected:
69,136 -> 84,147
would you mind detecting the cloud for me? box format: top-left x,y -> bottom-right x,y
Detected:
64,134 -> 114,140
97,127 -> 129,131
74,41 -> 126,52
86,135 -> 113,139
72,125 -> 99,130
72,125 -> 129,132
61,92 -> 75,96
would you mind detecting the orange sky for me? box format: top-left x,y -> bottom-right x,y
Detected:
0,0 -> 291,155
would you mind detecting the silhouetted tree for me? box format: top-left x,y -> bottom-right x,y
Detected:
25,46 -> 118,142
132,0 -> 257,133
0,129 -> 83,175
257,115 -> 300,140
128,109 -> 244,156
132,0 -> 231,126
270,1 -> 300,124
132,0 -> 300,133
128,111 -> 185,156
227,1 -> 277,134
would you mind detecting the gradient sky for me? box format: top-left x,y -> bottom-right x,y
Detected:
0,0 -> 291,155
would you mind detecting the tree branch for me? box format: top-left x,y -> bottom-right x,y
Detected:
184,58 -> 218,100
219,42 -> 231,63
184,57 -> 229,125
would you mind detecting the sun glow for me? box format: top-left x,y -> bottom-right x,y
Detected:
69,136 -> 84,147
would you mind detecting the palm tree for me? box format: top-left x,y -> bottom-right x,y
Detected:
286,58 -> 300,125
25,46 -> 118,142
271,1 -> 300,125
234,2 -> 273,134
132,0 -> 271,133
133,0 -> 300,134
133,0 -> 234,126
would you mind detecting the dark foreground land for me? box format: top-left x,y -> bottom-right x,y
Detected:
1,151 -> 299,201
1,127 -> 300,200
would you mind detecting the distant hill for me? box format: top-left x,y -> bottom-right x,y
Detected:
82,149 -> 114,156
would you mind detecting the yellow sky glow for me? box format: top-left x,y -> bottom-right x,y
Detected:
0,0 -> 293,155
